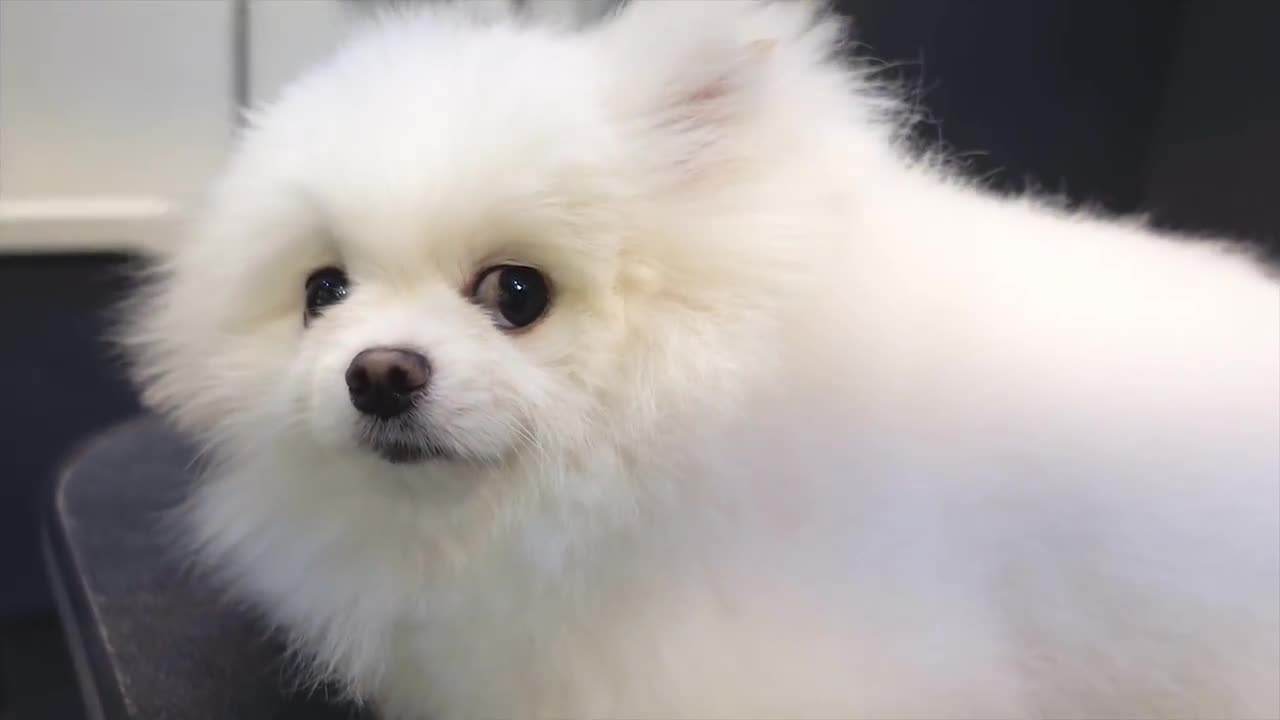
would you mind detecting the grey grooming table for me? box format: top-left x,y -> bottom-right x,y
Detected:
43,415 -> 365,720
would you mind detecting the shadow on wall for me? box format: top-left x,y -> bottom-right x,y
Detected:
840,0 -> 1279,259
0,254 -> 140,615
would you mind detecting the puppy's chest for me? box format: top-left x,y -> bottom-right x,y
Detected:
377,524 -> 677,712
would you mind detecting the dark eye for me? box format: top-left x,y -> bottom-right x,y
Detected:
304,267 -> 348,322
471,265 -> 551,330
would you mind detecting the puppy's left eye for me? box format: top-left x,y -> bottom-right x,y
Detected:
472,265 -> 550,330
304,267 -> 349,322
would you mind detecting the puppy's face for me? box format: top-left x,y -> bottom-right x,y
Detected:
161,54 -> 626,474
126,1 -> 845,490
124,15 -> 639,484
301,260 -> 565,465
282,158 -> 626,469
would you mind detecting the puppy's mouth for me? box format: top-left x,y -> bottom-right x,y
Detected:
356,419 -> 450,465
369,439 -> 446,464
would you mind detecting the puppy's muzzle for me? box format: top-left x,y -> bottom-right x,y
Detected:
345,347 -> 429,419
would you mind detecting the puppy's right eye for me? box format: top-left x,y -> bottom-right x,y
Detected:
471,265 -> 551,331
304,267 -> 348,322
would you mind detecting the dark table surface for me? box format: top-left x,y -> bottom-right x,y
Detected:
43,415 -> 364,720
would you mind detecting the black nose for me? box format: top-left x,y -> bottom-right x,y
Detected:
345,347 -> 430,419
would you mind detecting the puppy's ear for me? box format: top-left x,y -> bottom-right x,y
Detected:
595,0 -> 845,181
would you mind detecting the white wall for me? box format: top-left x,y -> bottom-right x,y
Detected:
0,0 -> 234,253
0,0 -> 360,253
0,0 -> 619,254
248,0 -> 356,108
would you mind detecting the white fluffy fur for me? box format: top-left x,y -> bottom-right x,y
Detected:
122,1 -> 1280,717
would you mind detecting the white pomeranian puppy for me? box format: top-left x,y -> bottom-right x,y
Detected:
122,1 -> 1279,717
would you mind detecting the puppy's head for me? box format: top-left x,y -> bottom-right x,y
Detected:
123,1 -> 881,494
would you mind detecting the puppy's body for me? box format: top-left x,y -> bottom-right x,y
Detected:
125,2 -> 1279,717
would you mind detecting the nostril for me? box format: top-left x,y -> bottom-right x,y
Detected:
386,365 -> 410,394
389,353 -> 429,393
345,365 -> 371,394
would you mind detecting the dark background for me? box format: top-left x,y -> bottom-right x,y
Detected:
842,0 -> 1280,250
2,0 -> 1277,716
